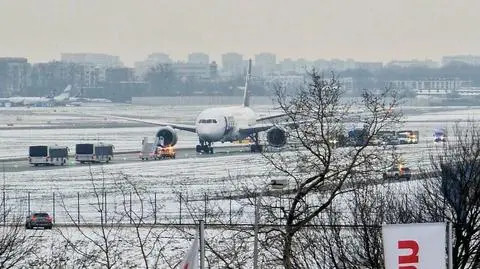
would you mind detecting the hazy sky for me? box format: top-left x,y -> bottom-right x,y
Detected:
1,0 -> 479,66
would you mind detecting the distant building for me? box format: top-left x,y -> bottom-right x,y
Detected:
188,53 -> 209,64
30,61 -> 83,93
61,53 -> 123,67
387,59 -> 438,68
106,67 -> 135,83
221,53 -> 243,77
209,61 -> 218,79
263,75 -> 306,93
0,57 -> 30,96
255,53 -> 277,76
134,53 -> 173,79
170,62 -> 218,80
442,55 -> 480,66
385,78 -> 471,96
147,53 -> 172,63
354,62 -> 384,72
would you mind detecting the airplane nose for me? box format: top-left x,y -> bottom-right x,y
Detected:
197,124 -> 225,141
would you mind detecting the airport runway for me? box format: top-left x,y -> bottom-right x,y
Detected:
0,141 -> 432,174
0,145 -> 254,173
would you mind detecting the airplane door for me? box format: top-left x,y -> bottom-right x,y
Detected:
224,116 -> 235,135
224,116 -> 229,135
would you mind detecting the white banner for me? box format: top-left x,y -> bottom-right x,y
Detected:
178,234 -> 199,269
382,222 -> 446,269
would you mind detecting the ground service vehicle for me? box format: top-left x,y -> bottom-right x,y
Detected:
434,128 -> 447,142
397,130 -> 419,144
29,145 -> 69,166
159,146 -> 176,159
25,212 -> 53,229
383,166 -> 411,180
139,137 -> 160,160
75,142 -> 114,163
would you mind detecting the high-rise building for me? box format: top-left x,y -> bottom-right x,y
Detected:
0,57 -> 29,96
255,53 -> 277,76
61,53 -> 123,67
221,53 -> 243,77
134,53 -> 173,79
188,53 -> 209,64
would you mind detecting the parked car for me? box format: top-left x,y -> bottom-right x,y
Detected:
25,212 -> 53,229
383,166 -> 412,180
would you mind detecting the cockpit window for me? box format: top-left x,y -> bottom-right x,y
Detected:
198,119 -> 217,124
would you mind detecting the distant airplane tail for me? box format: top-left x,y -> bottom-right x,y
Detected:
63,85 -> 72,93
243,59 -> 252,107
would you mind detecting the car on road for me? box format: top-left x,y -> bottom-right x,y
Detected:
382,166 -> 412,180
25,212 -> 53,229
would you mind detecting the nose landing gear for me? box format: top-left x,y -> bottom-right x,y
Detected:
196,140 -> 214,154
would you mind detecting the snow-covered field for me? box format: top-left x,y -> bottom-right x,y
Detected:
0,103 -> 478,223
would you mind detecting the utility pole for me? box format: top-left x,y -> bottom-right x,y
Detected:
199,219 -> 205,269
253,190 -> 263,269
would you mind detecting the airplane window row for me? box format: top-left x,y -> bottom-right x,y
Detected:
198,119 -> 218,124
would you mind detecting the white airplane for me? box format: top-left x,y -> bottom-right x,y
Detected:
108,59 -> 291,154
0,85 -> 72,107
62,88 -> 113,106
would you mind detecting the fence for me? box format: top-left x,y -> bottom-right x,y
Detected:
0,190 -> 264,226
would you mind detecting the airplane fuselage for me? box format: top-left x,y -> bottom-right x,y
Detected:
194,106 -> 257,143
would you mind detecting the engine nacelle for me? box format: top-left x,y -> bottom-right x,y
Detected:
266,127 -> 287,147
156,126 -> 178,148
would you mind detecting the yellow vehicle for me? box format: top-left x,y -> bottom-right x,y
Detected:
158,146 -> 176,159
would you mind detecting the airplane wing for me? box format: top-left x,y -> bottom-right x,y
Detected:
95,114 -> 197,133
239,121 -> 298,135
109,115 -> 196,133
256,113 -> 287,122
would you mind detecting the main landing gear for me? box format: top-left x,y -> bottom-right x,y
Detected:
196,140 -> 214,154
250,132 -> 263,153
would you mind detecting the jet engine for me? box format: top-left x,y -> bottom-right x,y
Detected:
156,126 -> 178,147
266,127 -> 287,147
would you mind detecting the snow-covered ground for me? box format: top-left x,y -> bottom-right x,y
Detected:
0,103 -> 478,267
0,103 -> 477,222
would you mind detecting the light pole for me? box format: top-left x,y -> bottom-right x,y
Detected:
253,179 -> 287,269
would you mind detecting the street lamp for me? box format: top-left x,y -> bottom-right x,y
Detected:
253,179 -> 288,269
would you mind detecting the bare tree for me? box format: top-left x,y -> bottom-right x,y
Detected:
0,213 -> 39,268
56,165 -> 127,268
418,121 -> 480,269
260,70 -> 401,268
309,178 -> 421,269
114,174 -> 177,269
172,182 -> 253,269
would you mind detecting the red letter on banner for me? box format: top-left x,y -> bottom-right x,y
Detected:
398,240 -> 419,269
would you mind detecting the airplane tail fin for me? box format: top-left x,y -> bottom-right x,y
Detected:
63,85 -> 72,93
242,59 -> 252,107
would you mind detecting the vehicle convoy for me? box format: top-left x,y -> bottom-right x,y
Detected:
75,142 -> 114,163
28,145 -> 69,166
25,212 -> 53,229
